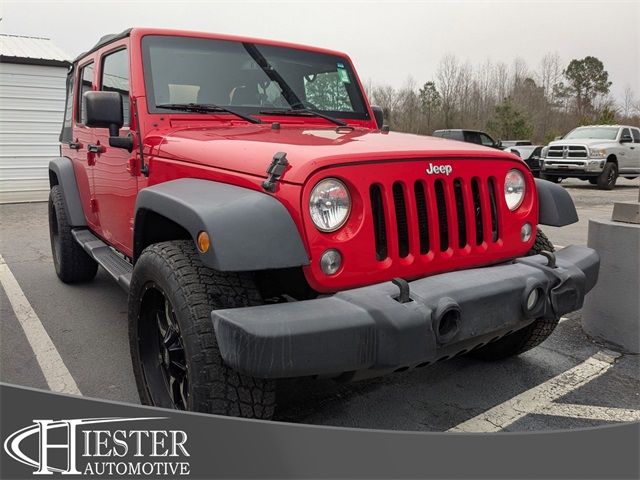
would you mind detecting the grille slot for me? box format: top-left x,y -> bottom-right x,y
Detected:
370,185 -> 388,260
434,180 -> 449,251
392,182 -> 409,258
471,178 -> 484,245
453,179 -> 467,248
488,178 -> 499,242
414,181 -> 429,254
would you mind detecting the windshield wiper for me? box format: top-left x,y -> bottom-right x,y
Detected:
156,103 -> 262,124
259,106 -> 347,127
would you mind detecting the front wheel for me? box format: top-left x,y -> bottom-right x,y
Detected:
596,162 -> 618,190
128,240 -> 275,418
470,229 -> 558,360
540,173 -> 561,184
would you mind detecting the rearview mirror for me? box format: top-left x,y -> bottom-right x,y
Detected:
371,105 -> 385,129
84,91 -> 132,151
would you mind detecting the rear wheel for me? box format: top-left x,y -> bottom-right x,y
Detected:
48,186 -> 98,283
470,228 -> 558,360
596,162 -> 618,190
129,240 -> 276,418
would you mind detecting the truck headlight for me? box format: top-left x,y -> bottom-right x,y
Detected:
504,169 -> 526,211
309,178 -> 351,232
589,147 -> 607,158
541,146 -> 549,158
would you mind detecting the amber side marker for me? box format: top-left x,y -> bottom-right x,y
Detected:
197,231 -> 210,253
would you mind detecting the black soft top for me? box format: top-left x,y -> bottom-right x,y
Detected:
73,28 -> 132,63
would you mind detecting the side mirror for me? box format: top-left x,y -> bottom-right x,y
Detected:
84,91 -> 133,152
620,134 -> 633,143
371,105 -> 385,129
495,140 -> 503,149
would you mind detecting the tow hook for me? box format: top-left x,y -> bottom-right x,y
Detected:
392,277 -> 412,303
540,250 -> 557,268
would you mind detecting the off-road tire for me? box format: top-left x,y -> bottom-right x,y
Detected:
596,162 -> 617,190
48,185 -> 98,283
470,228 -> 557,361
540,173 -> 561,184
129,240 -> 276,418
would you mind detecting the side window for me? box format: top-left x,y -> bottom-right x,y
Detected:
464,132 -> 481,144
77,63 -> 94,125
60,71 -> 74,142
620,128 -> 631,140
479,133 -> 495,147
101,49 -> 130,126
632,129 -> 640,143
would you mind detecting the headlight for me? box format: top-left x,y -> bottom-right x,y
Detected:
309,178 -> 351,232
589,147 -> 607,158
541,146 -> 549,158
504,169 -> 526,211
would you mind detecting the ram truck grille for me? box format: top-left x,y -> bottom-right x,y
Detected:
547,145 -> 588,159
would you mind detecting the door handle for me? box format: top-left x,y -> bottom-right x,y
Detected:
87,144 -> 103,154
69,141 -> 82,150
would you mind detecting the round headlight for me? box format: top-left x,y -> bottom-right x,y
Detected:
309,178 -> 351,232
504,169 -> 526,211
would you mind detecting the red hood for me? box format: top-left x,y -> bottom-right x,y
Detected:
150,123 -> 521,184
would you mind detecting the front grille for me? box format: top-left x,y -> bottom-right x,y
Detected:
547,145 -> 588,158
370,177 -> 500,261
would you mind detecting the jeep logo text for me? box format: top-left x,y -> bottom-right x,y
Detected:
425,163 -> 453,175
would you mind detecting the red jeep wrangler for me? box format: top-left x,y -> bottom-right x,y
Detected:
49,28 -> 599,419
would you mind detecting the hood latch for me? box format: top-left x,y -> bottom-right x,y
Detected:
262,152 -> 289,193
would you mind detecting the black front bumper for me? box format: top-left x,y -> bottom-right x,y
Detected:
212,246 -> 599,380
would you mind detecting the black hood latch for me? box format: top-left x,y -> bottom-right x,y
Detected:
262,152 -> 289,193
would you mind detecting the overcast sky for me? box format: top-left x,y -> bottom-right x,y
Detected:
2,0 -> 638,101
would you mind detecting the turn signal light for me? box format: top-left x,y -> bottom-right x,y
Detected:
197,231 -> 210,253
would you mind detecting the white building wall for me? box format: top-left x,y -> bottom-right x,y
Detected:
0,62 -> 67,203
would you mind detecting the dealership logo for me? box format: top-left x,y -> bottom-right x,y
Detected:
3,417 -> 190,476
425,163 -> 453,175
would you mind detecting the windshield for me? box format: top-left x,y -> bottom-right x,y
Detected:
564,127 -> 619,140
141,35 -> 369,120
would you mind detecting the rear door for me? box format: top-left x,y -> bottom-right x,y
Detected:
629,128 -> 640,173
92,45 -> 138,256
63,60 -> 99,229
619,127 -> 635,172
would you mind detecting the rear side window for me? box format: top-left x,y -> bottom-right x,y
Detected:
77,63 -> 94,125
631,128 -> 640,143
60,70 -> 74,142
101,49 -> 130,126
620,128 -> 631,140
464,131 -> 481,144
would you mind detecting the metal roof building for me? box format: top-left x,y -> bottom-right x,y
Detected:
0,34 -> 70,203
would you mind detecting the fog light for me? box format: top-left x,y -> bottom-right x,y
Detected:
521,223 -> 533,242
526,289 -> 540,311
196,231 -> 210,253
320,249 -> 342,275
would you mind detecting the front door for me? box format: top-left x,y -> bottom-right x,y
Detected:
92,45 -> 138,257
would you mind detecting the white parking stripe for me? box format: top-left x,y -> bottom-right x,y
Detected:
533,403 -> 640,423
448,351 -> 619,432
0,253 -> 81,395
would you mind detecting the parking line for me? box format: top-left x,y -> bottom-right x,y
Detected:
0,253 -> 81,395
448,351 -> 619,432
533,403 -> 640,423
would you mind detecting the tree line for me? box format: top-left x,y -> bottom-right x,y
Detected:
366,54 -> 640,144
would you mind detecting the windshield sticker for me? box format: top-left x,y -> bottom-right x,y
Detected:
337,63 -> 350,84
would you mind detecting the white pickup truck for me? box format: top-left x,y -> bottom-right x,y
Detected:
540,125 -> 640,189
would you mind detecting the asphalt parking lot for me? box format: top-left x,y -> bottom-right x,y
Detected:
1,178 -> 639,432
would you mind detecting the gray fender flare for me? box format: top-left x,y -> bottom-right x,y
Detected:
48,157 -> 87,227
535,178 -> 579,227
134,179 -> 309,271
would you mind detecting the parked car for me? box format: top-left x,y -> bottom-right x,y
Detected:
540,125 -> 640,189
48,27 -> 598,419
503,145 -> 543,177
501,140 -> 533,148
432,129 -> 502,149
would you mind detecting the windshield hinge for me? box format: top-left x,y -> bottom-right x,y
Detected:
262,152 -> 289,193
